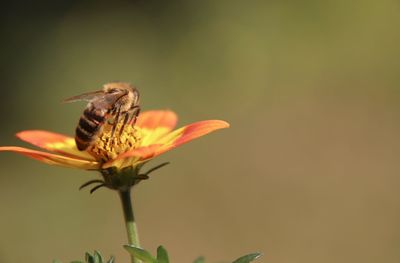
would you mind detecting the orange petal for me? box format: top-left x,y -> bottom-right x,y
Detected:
154,120 -> 230,156
115,144 -> 162,160
135,111 -> 178,146
106,120 -> 229,169
0,146 -> 100,170
103,144 -> 162,169
136,110 -> 177,130
16,130 -> 94,160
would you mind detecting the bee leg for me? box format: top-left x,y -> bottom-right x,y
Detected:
131,106 -> 141,126
107,107 -> 118,124
118,112 -> 130,136
119,106 -> 140,136
109,107 -> 121,148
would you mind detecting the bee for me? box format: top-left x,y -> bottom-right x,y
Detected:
64,82 -> 140,151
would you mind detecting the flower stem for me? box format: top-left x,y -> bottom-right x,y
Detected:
119,189 -> 141,263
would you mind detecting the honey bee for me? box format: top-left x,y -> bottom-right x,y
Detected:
64,82 -> 140,151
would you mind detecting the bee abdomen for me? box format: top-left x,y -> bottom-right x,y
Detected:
75,108 -> 105,151
84,107 -> 105,123
78,117 -> 99,135
75,126 -> 94,151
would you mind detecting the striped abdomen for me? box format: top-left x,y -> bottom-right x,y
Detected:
75,106 -> 105,151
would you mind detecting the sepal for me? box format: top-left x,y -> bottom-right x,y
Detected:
79,162 -> 170,193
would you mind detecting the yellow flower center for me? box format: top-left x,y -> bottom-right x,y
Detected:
87,122 -> 142,162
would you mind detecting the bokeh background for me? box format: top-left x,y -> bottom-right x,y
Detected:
1,1 -> 400,262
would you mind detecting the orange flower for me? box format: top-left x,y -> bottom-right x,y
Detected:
0,110 -> 229,172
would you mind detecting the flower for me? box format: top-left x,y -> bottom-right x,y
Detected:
0,110 -> 229,172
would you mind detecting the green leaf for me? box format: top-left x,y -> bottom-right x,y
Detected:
232,253 -> 262,263
124,245 -> 157,263
193,256 -> 205,263
71,261 -> 84,263
85,252 -> 95,263
94,251 -> 103,263
52,260 -> 62,263
156,246 -> 169,263
106,256 -> 115,263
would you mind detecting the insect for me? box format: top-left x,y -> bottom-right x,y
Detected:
64,82 -> 140,151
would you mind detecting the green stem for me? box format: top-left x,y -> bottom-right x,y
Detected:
119,189 -> 141,263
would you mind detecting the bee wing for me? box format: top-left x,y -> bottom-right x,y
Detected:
64,89 -> 124,116
63,90 -> 105,103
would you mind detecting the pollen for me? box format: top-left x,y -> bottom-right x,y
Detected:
87,122 -> 142,162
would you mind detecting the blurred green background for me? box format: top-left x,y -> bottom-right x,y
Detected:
1,1 -> 400,262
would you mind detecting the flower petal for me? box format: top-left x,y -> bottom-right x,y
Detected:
136,110 -> 178,130
155,120 -> 230,155
0,146 -> 100,170
102,144 -> 162,169
108,120 -> 229,169
135,111 -> 178,146
16,130 -> 95,160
